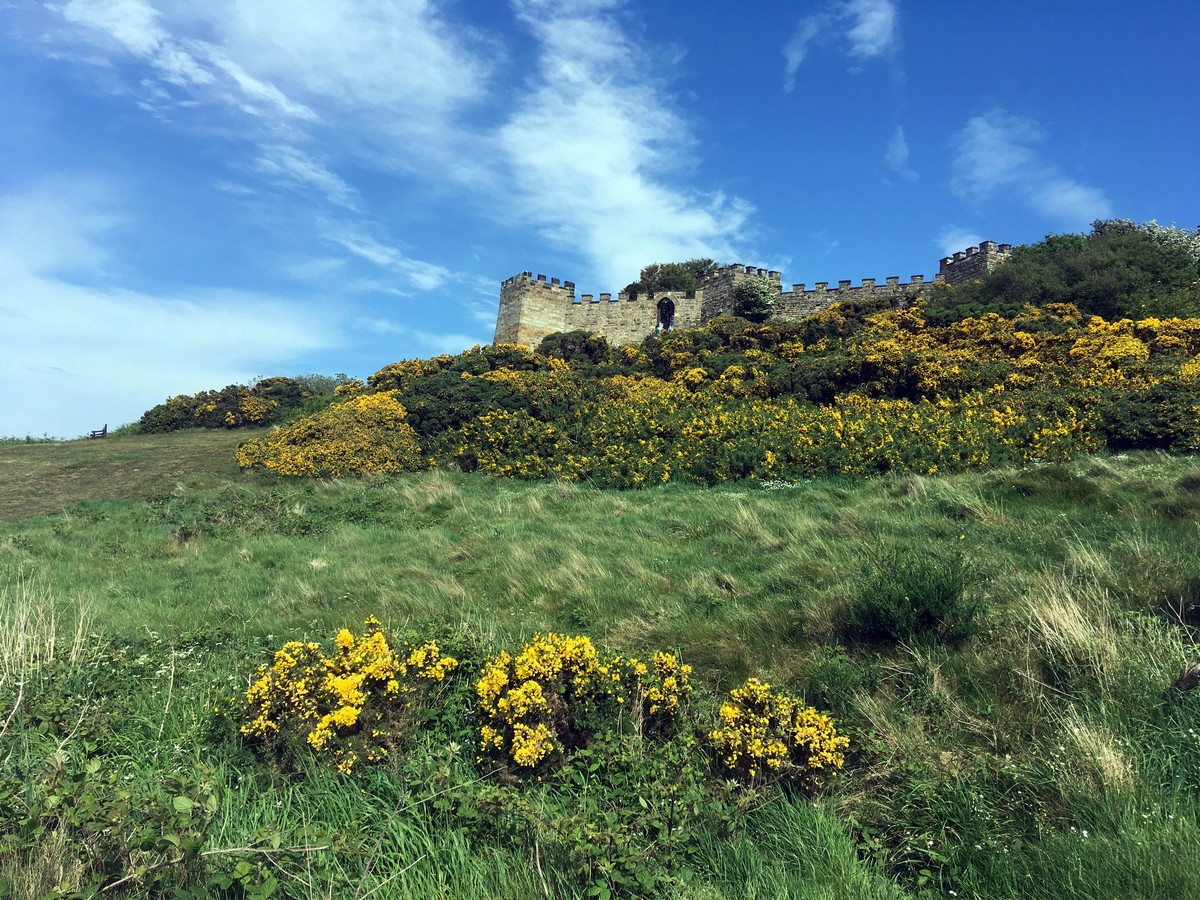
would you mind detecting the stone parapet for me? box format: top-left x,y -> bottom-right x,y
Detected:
496,241 -> 1008,347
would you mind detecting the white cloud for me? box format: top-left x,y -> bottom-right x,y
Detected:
282,256 -> 347,281
0,182 -> 341,438
327,228 -> 453,291
951,110 -> 1040,202
845,0 -> 899,59
783,17 -> 828,93
58,0 -> 316,120
1031,177 -> 1114,225
41,1 -> 492,214
782,0 -> 898,90
951,109 -> 1113,227
210,1 -> 490,118
885,125 -> 917,182
59,0 -> 165,57
202,50 -> 318,120
500,0 -> 751,286
0,182 -> 126,277
936,226 -> 985,257
253,145 -> 360,210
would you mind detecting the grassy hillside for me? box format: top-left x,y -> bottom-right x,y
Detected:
0,429 -> 264,520
3,430 -> 1200,897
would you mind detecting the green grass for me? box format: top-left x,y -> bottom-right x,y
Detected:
0,428 -> 263,520
2,434 -> 1200,896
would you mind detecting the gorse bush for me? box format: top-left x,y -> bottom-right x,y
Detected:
708,677 -> 849,788
236,391 -> 425,477
236,617 -> 458,774
139,374 -> 349,433
475,633 -> 693,772
236,297 -> 1200,488
229,623 -> 855,846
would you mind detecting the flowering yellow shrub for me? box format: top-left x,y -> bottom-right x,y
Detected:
476,634 -> 692,772
238,617 -> 457,774
236,391 -> 424,477
258,303 -> 1200,486
709,677 -> 848,788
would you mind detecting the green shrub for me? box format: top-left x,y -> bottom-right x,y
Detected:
732,275 -> 778,323
848,549 -> 979,645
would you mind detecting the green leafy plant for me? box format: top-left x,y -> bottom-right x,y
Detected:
732,275 -> 778,323
848,548 -> 979,645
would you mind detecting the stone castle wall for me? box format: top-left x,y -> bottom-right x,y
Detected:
939,241 -> 1012,282
496,242 -> 1012,348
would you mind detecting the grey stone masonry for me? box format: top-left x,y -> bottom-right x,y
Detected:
496,242 -> 1010,347
938,241 -> 1013,284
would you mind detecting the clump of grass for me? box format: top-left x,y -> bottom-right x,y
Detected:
846,547 -> 980,646
0,573 -> 90,690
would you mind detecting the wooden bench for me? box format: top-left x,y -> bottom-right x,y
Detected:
89,424 -> 108,439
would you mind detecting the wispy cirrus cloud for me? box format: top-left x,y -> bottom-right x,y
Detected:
252,144 -> 361,210
57,0 -> 318,120
886,125 -> 917,182
951,109 -> 1113,226
326,227 -> 453,292
783,16 -> 829,92
0,180 -> 342,437
35,0 -> 495,297
499,0 -> 751,286
783,0 -> 900,92
37,1 -> 750,291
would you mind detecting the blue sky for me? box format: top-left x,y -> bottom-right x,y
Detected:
2,0 -> 1197,437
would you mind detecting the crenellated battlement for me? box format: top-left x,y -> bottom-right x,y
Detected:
701,264 -> 783,282
496,240 -> 1010,347
938,241 -> 1012,284
501,271 -> 576,294
783,273 -> 942,295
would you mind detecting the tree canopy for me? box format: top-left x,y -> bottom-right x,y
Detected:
624,258 -> 718,299
926,220 -> 1200,324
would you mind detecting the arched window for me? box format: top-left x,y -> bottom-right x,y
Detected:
656,298 -> 676,332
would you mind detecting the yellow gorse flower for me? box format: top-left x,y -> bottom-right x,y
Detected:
476,634 -> 692,772
709,677 -> 848,788
236,617 -> 457,775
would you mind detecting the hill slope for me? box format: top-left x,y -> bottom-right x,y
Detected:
0,428 -> 263,520
3,441 -> 1200,896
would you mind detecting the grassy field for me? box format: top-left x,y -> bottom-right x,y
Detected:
0,429 -> 263,520
3,432 -> 1200,897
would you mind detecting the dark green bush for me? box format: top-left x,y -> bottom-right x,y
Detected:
138,376 -> 337,433
538,330 -> 611,365
847,549 -> 979,646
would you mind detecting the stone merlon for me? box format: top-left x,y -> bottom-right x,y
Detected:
494,242 -> 1011,347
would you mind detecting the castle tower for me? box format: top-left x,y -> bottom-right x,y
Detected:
495,272 -> 576,346
938,241 -> 1012,285
697,264 -> 783,320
